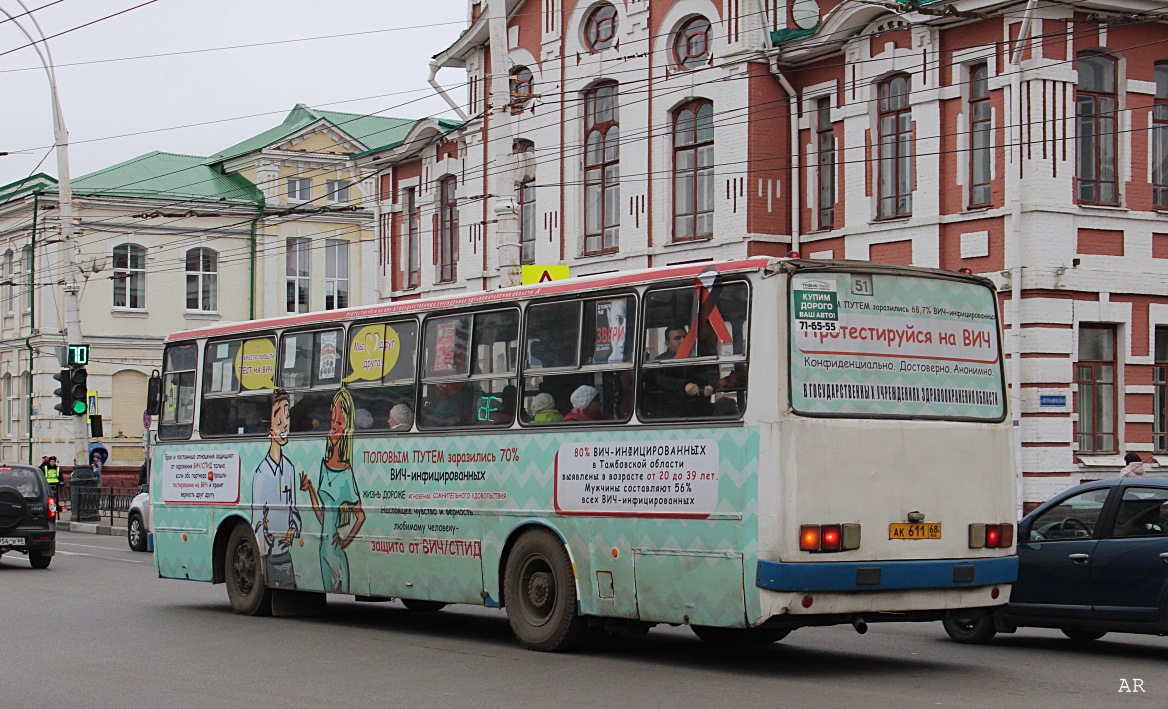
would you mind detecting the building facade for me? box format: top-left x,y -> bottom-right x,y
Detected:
367,0 -> 1168,510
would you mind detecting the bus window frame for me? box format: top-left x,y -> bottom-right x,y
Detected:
199,331 -> 278,438
344,316 -> 421,433
418,307 -> 520,430
277,325 -> 348,436
158,341 -> 199,440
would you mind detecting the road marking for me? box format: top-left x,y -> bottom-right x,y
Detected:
57,550 -> 145,564
59,542 -> 129,551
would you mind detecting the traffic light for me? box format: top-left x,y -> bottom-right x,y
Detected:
68,367 -> 88,416
52,369 -> 74,416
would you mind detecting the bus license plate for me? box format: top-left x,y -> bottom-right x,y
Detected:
888,523 -> 941,540
0,537 -> 24,546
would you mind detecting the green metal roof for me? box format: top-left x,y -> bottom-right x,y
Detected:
0,173 -> 57,204
206,104 -> 455,164
771,26 -> 819,46
70,151 -> 262,204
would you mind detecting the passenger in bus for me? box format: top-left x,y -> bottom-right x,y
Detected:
388,404 -> 414,431
563,385 -> 606,422
644,324 -> 716,418
355,408 -> 374,430
529,392 -> 564,423
299,387 -> 365,594
430,381 -> 474,427
484,384 -> 517,424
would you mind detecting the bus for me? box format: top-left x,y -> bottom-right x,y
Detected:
146,257 -> 1017,651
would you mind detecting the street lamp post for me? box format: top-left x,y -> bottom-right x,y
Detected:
2,1 -> 90,471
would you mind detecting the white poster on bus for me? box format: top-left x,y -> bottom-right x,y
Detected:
160,450 -> 241,504
554,440 -> 719,518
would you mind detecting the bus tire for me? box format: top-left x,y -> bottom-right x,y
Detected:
401,599 -> 448,613
691,625 -> 790,646
504,528 -> 587,652
941,614 -> 997,644
225,524 -> 271,616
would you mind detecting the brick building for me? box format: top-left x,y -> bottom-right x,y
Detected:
357,0 -> 1168,511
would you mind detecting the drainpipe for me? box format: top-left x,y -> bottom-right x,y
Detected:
1009,0 -> 1039,516
248,201 -> 264,321
774,71 -> 801,252
429,60 -> 469,122
25,192 -> 39,464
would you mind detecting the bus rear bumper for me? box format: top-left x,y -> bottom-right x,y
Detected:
756,556 -> 1018,593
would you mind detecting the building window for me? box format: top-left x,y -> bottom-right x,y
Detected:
286,237 -> 310,313
404,186 -> 420,289
326,179 -> 350,203
673,16 -> 711,69
969,64 -> 992,207
1154,64 -> 1168,208
1076,324 -> 1117,453
816,97 -> 836,229
2,374 -> 10,437
2,250 -> 11,315
20,244 -> 31,313
287,177 -> 311,202
877,74 -> 913,219
438,176 -> 458,283
185,248 -> 217,312
673,100 -> 714,241
1076,53 -> 1118,205
584,3 -> 618,52
515,140 -> 537,264
1156,327 -> 1168,451
324,239 -> 349,310
113,244 -> 146,309
510,66 -> 534,113
584,82 -> 619,254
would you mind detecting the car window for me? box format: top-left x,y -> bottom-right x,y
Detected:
1107,487 -> 1168,538
0,467 -> 44,500
1027,488 -> 1110,541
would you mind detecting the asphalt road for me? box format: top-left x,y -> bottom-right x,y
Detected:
2,530 -> 1165,709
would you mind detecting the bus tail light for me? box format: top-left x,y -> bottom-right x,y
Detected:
800,523 -> 861,552
969,523 -> 1014,549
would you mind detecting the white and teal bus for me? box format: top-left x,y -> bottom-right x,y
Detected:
147,257 -> 1017,651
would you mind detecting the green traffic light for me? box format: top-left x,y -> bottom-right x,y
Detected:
72,400 -> 87,415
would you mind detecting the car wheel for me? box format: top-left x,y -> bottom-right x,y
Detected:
503,528 -> 587,652
692,625 -> 791,646
224,524 -> 271,616
127,514 -> 148,552
29,550 -> 51,569
1061,627 -> 1107,642
942,613 -> 998,644
401,599 -> 448,612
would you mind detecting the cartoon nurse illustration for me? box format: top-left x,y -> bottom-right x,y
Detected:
299,387 -> 365,593
252,390 -> 300,588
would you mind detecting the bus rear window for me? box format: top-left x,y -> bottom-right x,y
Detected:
789,271 -> 1005,421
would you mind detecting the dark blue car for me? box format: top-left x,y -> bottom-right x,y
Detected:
943,477 -> 1168,643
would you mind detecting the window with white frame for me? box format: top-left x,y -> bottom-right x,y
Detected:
2,374 -> 11,436
21,244 -> 31,313
1153,63 -> 1168,208
113,244 -> 146,309
816,97 -> 836,229
1076,324 -> 1117,453
404,186 -> 420,288
515,140 -> 537,264
2,250 -> 12,315
287,177 -> 311,202
19,371 -> 29,437
286,237 -> 310,313
969,64 -> 992,207
877,74 -> 913,219
1076,53 -> 1119,206
326,179 -> 350,203
325,239 -> 349,310
185,247 -> 218,312
584,81 -> 619,254
673,100 -> 714,241
438,177 -> 459,282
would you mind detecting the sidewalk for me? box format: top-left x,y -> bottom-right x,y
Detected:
57,506 -> 126,536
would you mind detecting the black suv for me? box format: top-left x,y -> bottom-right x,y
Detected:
0,463 -> 57,568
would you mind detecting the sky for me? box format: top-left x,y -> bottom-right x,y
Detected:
0,0 -> 470,187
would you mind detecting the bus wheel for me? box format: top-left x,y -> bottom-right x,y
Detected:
225,524 -> 271,616
401,600 -> 448,613
941,614 -> 997,644
692,625 -> 790,646
504,528 -> 587,652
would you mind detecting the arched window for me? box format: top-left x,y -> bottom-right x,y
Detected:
438,176 -> 459,283
515,140 -> 537,264
185,247 -> 217,312
673,100 -> 714,241
584,3 -> 618,52
877,74 -> 913,219
674,17 -> 711,70
584,82 -> 619,254
510,66 -> 534,113
1076,53 -> 1118,205
113,244 -> 146,309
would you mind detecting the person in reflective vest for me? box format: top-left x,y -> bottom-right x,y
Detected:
39,455 -> 62,499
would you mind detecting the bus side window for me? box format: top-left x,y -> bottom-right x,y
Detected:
200,335 -> 277,437
159,343 -> 198,440
521,294 -> 636,425
419,311 -> 519,428
639,281 -> 749,421
346,320 -> 419,432
280,328 -> 346,435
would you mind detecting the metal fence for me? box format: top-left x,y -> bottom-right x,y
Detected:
59,484 -> 138,525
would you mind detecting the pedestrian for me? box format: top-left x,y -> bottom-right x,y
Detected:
1120,452 -> 1146,478
39,455 -> 61,501
90,450 -> 103,482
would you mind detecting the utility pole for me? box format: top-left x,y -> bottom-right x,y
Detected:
2,2 -> 90,471
487,0 -> 521,287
